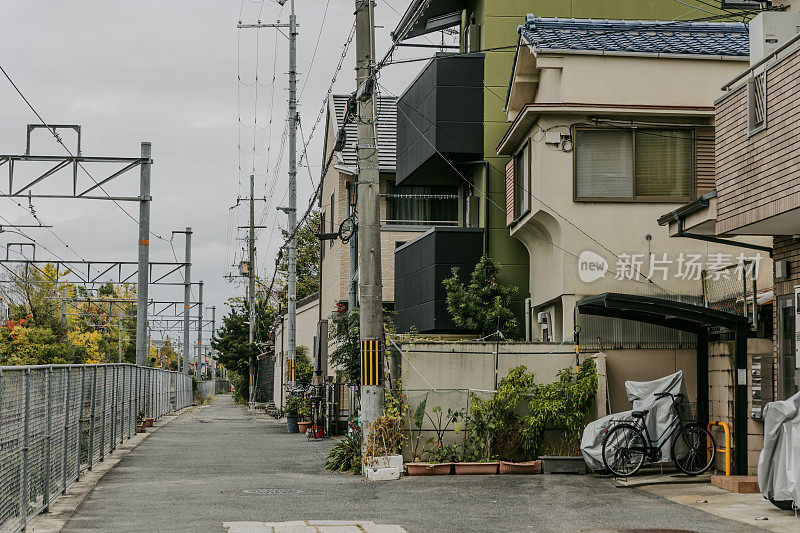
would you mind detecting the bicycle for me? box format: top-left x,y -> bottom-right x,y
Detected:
601,392 -> 716,477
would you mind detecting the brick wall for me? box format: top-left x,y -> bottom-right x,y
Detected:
715,46 -> 800,234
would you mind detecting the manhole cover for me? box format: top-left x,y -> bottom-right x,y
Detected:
242,488 -> 302,495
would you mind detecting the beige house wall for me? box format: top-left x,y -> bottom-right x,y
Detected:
504,52 -> 771,341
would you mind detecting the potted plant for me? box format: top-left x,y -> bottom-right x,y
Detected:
284,396 -> 301,433
406,404 -> 458,476
296,397 -> 312,434
136,412 -> 146,433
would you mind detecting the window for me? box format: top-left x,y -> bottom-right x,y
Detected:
514,142 -> 530,218
575,128 -> 692,201
384,182 -> 458,226
748,72 -> 767,135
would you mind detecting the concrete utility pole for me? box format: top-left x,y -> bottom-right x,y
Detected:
210,305 -> 217,381
354,0 -> 384,449
135,142 -> 152,367
179,227 -> 193,374
197,281 -> 204,379
238,3 -> 298,392
248,173 -> 257,403
286,0 -> 299,393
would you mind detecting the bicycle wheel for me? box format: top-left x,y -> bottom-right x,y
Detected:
672,424 -> 715,475
602,423 -> 647,477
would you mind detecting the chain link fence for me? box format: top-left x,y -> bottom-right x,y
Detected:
0,364 -> 192,533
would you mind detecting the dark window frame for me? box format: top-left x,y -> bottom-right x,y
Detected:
572,125 -> 697,204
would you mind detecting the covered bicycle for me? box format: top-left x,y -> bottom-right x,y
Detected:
601,391 -> 716,477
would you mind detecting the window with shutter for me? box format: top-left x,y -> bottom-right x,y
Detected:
505,158 -> 515,226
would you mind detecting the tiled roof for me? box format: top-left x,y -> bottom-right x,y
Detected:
330,94 -> 397,173
520,16 -> 749,57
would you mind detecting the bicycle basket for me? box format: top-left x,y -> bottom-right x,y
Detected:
675,401 -> 698,423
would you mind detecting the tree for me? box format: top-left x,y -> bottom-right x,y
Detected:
276,210 -> 321,308
292,345 -> 313,386
211,297 -> 274,404
443,255 -> 520,339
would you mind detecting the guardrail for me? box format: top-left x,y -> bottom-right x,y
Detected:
0,364 -> 192,533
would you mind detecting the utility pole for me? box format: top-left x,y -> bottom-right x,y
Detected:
135,142 -> 152,367
210,305 -> 217,381
248,173 -> 257,403
354,0 -> 384,452
197,281 -> 204,379
286,0 -> 299,394
175,227 -> 193,375
238,2 -> 298,394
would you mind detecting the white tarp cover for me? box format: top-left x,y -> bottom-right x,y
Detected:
758,391 -> 800,506
581,371 -> 686,471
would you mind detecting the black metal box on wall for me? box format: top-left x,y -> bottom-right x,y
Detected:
396,53 -> 484,186
394,227 -> 484,333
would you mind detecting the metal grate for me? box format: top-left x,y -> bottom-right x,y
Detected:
0,364 -> 193,532
749,72 -> 767,132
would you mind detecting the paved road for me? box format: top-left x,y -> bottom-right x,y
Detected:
63,395 -> 765,533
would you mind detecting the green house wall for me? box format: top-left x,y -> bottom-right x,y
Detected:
458,0 -> 736,326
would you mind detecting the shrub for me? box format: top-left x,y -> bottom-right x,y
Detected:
325,422 -> 362,475
443,255 -> 520,339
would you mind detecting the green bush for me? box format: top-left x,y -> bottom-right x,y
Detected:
465,360 -> 598,461
325,426 -> 362,475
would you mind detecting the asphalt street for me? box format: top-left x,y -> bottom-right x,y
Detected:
62,395 -> 766,533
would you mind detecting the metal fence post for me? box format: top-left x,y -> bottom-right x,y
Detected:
20,368 -> 30,529
43,367 -> 53,512
120,366 -> 126,442
109,366 -> 116,452
61,367 -> 70,494
76,367 -> 85,478
88,366 -> 97,470
0,368 -> 3,508
100,366 -> 107,461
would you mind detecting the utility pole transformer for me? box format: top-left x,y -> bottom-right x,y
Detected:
354,0 -> 384,453
135,142 -> 152,367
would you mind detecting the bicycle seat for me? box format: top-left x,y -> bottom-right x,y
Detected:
631,410 -> 649,419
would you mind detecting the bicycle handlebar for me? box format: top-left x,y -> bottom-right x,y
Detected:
654,391 -> 685,401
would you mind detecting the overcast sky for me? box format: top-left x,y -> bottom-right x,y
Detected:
0,0 -> 458,344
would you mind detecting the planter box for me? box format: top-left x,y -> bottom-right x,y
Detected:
366,455 -> 404,470
454,462 -> 499,475
540,456 -> 587,475
143,418 -> 154,427
365,466 -> 401,481
297,421 -> 312,434
405,462 -> 452,476
499,460 -> 541,475
136,424 -> 145,433
286,415 -> 299,433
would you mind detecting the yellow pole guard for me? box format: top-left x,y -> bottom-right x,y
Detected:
360,339 -> 380,386
707,420 -> 731,476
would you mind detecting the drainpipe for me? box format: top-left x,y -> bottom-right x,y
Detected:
524,297 -> 531,341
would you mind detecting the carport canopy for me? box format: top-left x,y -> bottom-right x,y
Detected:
576,292 -> 751,474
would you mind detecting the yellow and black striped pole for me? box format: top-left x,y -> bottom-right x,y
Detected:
360,339 -> 382,386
